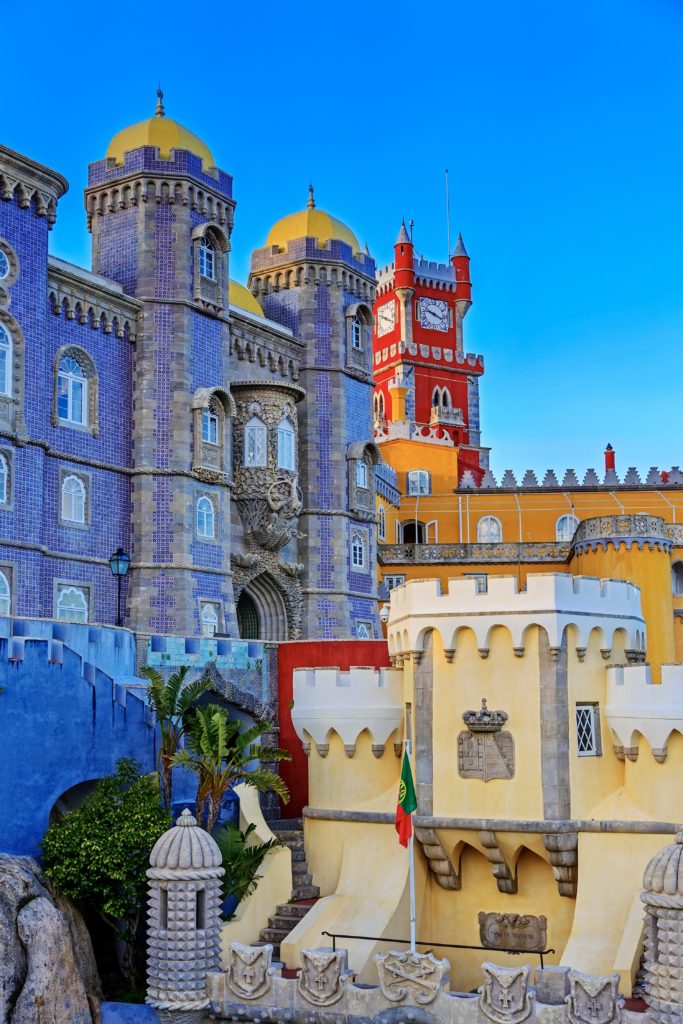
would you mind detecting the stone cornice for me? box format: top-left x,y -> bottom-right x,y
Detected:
48,257 -> 141,340
0,145 -> 68,228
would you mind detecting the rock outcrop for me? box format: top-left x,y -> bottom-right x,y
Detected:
0,854 -> 101,1023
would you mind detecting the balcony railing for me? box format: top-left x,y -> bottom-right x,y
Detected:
379,541 -> 572,565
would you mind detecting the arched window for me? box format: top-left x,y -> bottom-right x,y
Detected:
351,315 -> 362,350
556,514 -> 579,542
62,475 -> 85,524
0,453 -> 8,505
477,515 -> 502,543
244,416 -> 267,467
200,601 -> 220,637
57,356 -> 87,425
277,418 -> 296,470
202,408 -> 219,445
432,387 -> 441,409
196,496 -> 215,539
57,585 -> 88,623
199,238 -> 216,280
441,388 -> 451,409
0,250 -> 9,280
673,562 -> 683,596
351,532 -> 366,568
0,570 -> 10,615
374,391 -> 385,419
407,470 -> 430,495
356,459 -> 369,489
0,324 -> 12,397
402,520 -> 425,544
378,504 -> 386,541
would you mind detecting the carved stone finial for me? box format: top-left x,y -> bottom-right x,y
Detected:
307,183 -> 315,209
155,86 -> 165,117
463,698 -> 508,733
176,808 -> 196,827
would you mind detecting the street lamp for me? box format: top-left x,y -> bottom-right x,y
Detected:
108,547 -> 130,627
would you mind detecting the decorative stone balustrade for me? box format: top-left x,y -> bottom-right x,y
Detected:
606,663 -> 683,762
573,515 -> 673,554
387,573 -> 645,661
291,666 -> 403,757
379,541 -> 572,565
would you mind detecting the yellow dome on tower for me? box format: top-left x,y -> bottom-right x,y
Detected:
106,90 -> 215,170
229,280 -> 264,317
266,186 -> 360,254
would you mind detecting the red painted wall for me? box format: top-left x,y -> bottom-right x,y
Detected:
277,640 -> 392,818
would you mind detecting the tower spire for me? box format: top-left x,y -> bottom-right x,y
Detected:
155,86 -> 165,118
307,183 -> 315,209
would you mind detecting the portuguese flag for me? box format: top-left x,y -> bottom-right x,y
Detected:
395,748 -> 417,847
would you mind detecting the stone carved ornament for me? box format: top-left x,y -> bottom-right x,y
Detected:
458,698 -> 515,782
297,948 -> 346,1006
225,941 -> 274,1000
478,962 -> 533,1024
231,549 -> 303,640
565,970 -> 623,1024
376,950 -> 450,1005
479,912 -> 547,953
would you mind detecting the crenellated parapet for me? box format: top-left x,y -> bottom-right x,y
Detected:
292,666 -> 403,757
458,466 -> 683,491
387,573 -> 646,661
606,663 -> 683,762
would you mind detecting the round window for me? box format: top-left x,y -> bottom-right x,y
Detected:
0,250 -> 9,280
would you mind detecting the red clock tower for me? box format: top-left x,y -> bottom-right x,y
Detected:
372,222 -> 487,482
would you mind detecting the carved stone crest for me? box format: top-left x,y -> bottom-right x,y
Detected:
225,941 -> 273,1000
565,970 -> 623,1024
376,950 -> 450,1005
479,913 -> 547,953
297,948 -> 345,1006
478,962 -> 533,1024
459,699 -> 514,781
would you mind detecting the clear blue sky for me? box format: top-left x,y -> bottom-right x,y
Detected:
4,0 -> 682,479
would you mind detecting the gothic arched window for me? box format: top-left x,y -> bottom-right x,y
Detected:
57,585 -> 88,623
277,418 -> 296,471
62,475 -> 86,524
0,570 -> 10,615
477,515 -> 502,543
0,324 -> 12,397
244,416 -> 267,467
556,514 -> 579,542
200,601 -> 220,637
57,356 -> 87,425
197,495 -> 215,539
351,532 -> 366,568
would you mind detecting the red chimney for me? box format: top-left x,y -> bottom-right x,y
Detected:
604,444 -> 615,473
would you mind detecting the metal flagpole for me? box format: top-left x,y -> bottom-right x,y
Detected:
406,737 -> 417,953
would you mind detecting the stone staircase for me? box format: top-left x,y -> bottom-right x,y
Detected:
256,819 -> 320,961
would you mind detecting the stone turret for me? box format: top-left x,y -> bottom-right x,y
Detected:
147,809 -> 224,1021
641,830 -> 683,1024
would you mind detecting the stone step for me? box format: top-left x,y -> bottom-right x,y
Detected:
274,832 -> 305,847
269,818 -> 303,832
292,863 -> 311,878
260,926 -> 292,944
292,884 -> 320,900
268,913 -> 307,931
290,848 -> 306,863
275,902 -> 312,919
253,939 -> 281,959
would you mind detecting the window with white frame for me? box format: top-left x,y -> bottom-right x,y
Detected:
200,601 -> 220,637
0,570 -> 10,615
356,620 -> 373,639
356,459 -> 369,489
199,239 -> 216,280
556,514 -> 579,542
351,315 -> 362,350
385,574 -> 406,591
57,585 -> 88,623
407,470 -> 430,496
61,475 -> 86,524
196,496 -> 215,539
0,452 -> 8,505
0,324 -> 12,397
57,356 -> 87,425
244,416 -> 267,467
351,532 -> 366,568
202,409 -> 219,445
576,703 -> 601,756
377,504 -> 386,541
477,515 -> 502,543
277,418 -> 296,470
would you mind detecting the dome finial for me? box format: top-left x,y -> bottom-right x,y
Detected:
155,85 -> 165,118
307,183 -> 315,209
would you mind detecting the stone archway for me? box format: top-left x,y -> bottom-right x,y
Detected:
237,573 -> 288,641
236,590 -> 260,639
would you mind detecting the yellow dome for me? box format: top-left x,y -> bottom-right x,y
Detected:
229,280 -> 264,317
266,186 -> 360,254
106,91 -> 215,170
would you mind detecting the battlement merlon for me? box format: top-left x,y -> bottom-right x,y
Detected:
387,573 -> 646,659
292,666 -> 404,756
606,663 -> 683,761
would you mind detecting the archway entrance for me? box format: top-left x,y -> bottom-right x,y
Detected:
236,591 -> 260,639
236,574 -> 289,641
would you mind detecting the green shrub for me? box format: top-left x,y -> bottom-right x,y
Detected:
214,821 -> 283,913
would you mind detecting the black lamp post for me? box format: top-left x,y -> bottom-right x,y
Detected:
108,547 -> 130,627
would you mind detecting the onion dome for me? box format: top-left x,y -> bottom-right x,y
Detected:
643,830 -> 683,896
106,89 -> 215,170
266,185 -> 360,254
229,279 -> 264,317
149,809 -> 222,871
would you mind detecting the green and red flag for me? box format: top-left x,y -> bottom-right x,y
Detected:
395,747 -> 417,847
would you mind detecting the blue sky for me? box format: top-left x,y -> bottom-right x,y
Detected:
4,0 -> 682,478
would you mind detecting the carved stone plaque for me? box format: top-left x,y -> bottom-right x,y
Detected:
479,912 -> 547,953
297,948 -> 345,1006
565,969 -> 623,1024
225,941 -> 273,1000
458,731 -> 515,780
376,950 -> 450,1005
479,963 -> 533,1024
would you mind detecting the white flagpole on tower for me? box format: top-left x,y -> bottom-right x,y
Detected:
406,738 -> 417,953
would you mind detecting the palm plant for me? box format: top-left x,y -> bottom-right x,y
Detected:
172,704 -> 291,834
214,822 -> 284,911
139,665 -> 211,813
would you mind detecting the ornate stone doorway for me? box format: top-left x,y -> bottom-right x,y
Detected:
237,590 -> 260,639
236,575 -> 289,641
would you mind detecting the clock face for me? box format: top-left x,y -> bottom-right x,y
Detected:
377,301 -> 396,337
420,298 -> 449,332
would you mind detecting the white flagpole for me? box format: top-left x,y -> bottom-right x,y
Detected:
406,738 -> 417,953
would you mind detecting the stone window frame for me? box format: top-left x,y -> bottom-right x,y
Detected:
351,530 -> 367,570
575,702 -> 602,757
58,468 -> 91,529
199,599 -> 222,637
52,345 -> 99,437
195,492 -> 218,542
377,503 -> 386,541
277,416 -> 296,471
0,447 -> 12,509
191,223 -> 230,314
347,440 -> 381,520
191,387 -> 235,478
345,302 -> 373,372
53,578 -> 92,624
355,619 -> 374,640
0,560 -> 15,616
477,515 -> 503,543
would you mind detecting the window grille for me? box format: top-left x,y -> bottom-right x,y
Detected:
576,704 -> 601,756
